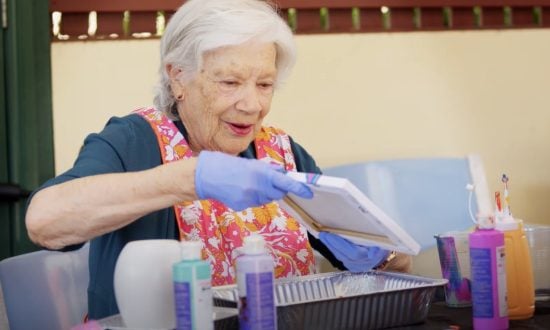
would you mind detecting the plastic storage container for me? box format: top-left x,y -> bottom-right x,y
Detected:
524,224 -> 550,292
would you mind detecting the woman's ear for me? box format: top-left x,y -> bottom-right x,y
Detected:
166,64 -> 185,101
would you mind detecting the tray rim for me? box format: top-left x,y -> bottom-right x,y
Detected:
213,270 -> 448,307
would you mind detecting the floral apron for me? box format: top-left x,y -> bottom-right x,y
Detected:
136,107 -> 315,285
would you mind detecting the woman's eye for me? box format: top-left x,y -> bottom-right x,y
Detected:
258,82 -> 274,90
221,80 -> 238,87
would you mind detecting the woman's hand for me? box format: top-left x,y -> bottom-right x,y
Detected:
319,232 -> 390,272
195,151 -> 313,211
319,232 -> 412,272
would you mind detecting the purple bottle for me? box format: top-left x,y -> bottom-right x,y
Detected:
236,234 -> 277,330
469,214 -> 508,330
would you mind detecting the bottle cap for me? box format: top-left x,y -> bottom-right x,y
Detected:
476,213 -> 495,229
495,213 -> 519,231
242,234 -> 266,255
180,240 -> 203,260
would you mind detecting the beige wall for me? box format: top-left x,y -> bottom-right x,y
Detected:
51,30 -> 550,232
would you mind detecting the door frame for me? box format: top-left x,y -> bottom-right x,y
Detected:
1,0 -> 54,259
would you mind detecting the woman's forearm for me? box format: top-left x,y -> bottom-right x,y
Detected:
25,159 -> 198,250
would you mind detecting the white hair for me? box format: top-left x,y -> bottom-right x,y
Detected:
154,0 -> 296,119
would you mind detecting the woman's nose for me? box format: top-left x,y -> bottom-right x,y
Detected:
235,84 -> 262,113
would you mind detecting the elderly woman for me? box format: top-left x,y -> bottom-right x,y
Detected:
26,0 -> 410,320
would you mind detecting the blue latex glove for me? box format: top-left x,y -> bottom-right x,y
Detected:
195,151 -> 313,211
318,232 -> 389,272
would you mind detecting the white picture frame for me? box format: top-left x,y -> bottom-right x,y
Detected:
280,172 -> 421,255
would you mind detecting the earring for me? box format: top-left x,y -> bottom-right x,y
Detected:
170,105 -> 178,116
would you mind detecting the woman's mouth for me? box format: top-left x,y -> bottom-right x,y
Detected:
227,122 -> 253,136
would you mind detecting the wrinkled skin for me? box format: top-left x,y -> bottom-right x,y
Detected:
168,42 -> 277,155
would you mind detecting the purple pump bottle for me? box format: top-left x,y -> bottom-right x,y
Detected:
236,234 -> 277,330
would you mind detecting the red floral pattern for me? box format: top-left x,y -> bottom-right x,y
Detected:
136,107 -> 315,285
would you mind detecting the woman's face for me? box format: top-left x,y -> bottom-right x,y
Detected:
171,42 -> 277,155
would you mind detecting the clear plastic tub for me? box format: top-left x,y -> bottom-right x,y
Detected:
525,224 -> 550,294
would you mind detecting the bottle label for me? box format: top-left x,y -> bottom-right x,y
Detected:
470,246 -> 507,319
174,282 -> 192,329
174,278 -> 213,330
238,272 -> 276,330
496,246 -> 508,317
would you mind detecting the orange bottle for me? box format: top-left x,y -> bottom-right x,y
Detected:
496,217 -> 535,320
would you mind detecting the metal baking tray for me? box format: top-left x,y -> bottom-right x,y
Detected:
213,271 -> 447,330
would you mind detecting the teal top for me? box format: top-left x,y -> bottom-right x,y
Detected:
33,113 -> 345,319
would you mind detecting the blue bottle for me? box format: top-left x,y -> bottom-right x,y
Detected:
173,240 -> 213,330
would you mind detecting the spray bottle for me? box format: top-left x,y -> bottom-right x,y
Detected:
172,240 -> 213,330
494,174 -> 535,320
236,234 -> 277,330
